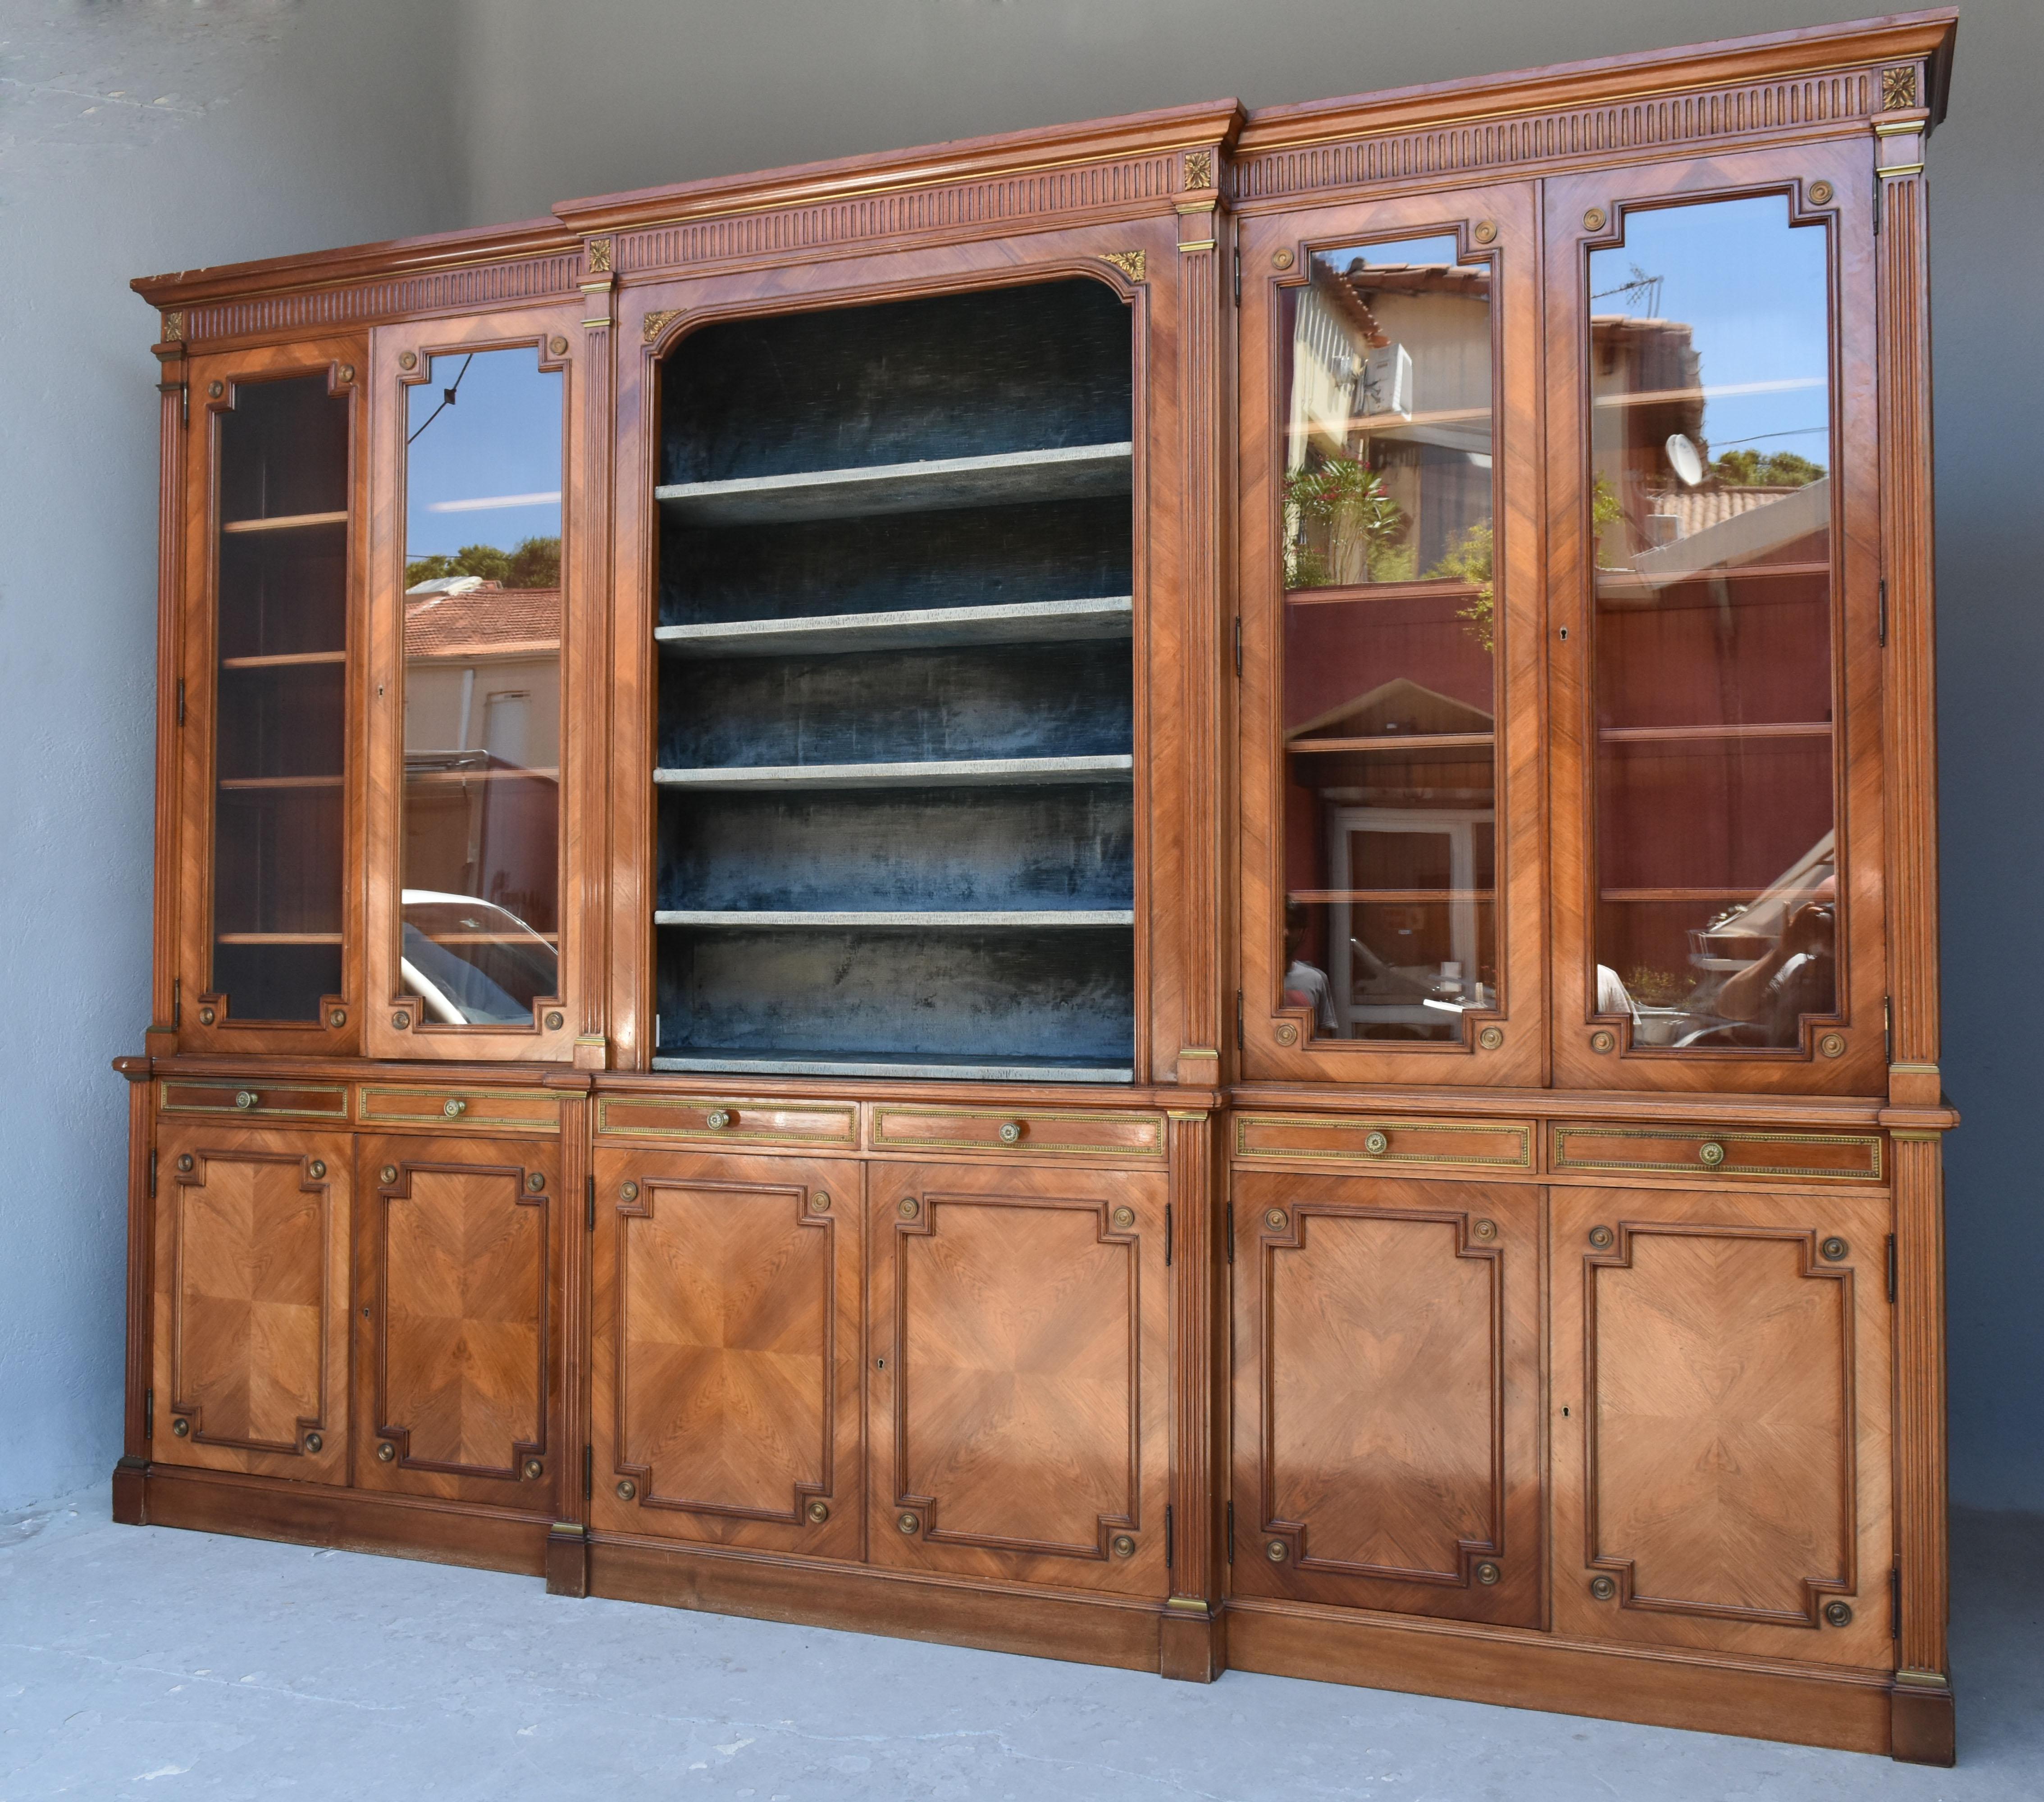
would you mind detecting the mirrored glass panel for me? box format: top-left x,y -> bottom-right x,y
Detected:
211,373 -> 349,1021
1588,196 -> 1835,1051
401,346 -> 563,1025
1277,234 -> 1496,1042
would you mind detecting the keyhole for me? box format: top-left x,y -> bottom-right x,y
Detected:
875,1356 -> 887,1370
1559,627 -> 1570,642
1562,1406 -> 1571,1417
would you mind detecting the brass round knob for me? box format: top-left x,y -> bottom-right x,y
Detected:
1111,1534 -> 1136,1559
548,336 -> 569,357
620,1180 -> 640,1201
307,1160 -> 326,1180
807,1499 -> 830,1523
380,1165 -> 398,1185
1820,1236 -> 1850,1263
1272,247 -> 1295,269
1265,1540 -> 1287,1562
377,1442 -> 396,1462
1590,1029 -> 1616,1054
392,1010 -> 411,1030
234,1090 -> 258,1110
1471,1218 -> 1497,1242
1808,180 -> 1835,207
1473,220 -> 1498,245
898,1197 -> 920,1220
897,1512 -> 921,1535
1474,1560 -> 1500,1586
1583,206 -> 1608,232
1697,1141 -> 1726,1168
1819,1031 -> 1846,1058
328,1009 -> 347,1029
338,364 -> 356,384
1112,1206 -> 1136,1229
171,1417 -> 190,1438
526,1171 -> 546,1192
1363,1130 -> 1389,1157
198,1006 -> 216,1026
616,1479 -> 637,1501
1273,1021 -> 1299,1046
999,1120 -> 1023,1145
176,1154 -> 194,1173
1478,1025 -> 1504,1051
1588,1224 -> 1615,1250
522,1458 -> 543,1481
207,379 -> 224,398
443,1098 -> 466,1118
1590,1574 -> 1618,1601
544,1010 -> 564,1030
706,1109 -> 731,1130
398,350 -> 418,371
809,1192 -> 831,1214
1264,1208 -> 1288,1231
1824,1599 -> 1854,1627
303,1432 -> 323,1454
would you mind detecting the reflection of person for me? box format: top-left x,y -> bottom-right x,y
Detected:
1282,907 -> 1337,1035
1716,876 -> 1836,1042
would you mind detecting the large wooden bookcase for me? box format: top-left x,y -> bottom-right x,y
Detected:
115,13 -> 1960,1764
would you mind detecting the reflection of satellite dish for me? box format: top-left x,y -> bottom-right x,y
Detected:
1665,433 -> 1705,487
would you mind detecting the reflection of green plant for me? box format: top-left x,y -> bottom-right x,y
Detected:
1624,965 -> 1688,1007
1709,447 -> 1825,487
406,535 -> 561,590
1591,473 -> 1625,568
1284,459 -> 1409,587
1428,519 -> 1494,652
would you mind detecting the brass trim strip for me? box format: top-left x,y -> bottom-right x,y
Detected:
869,1106 -> 1168,1157
1232,1113 -> 1532,1169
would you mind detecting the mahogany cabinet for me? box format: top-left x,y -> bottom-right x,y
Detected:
115,12 -> 1958,1765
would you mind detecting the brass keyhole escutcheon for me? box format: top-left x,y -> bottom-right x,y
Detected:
620,1180 -> 640,1202
1478,1024 -> 1504,1051
616,1479 -> 637,1501
1112,1206 -> 1136,1229
304,1432 -> 323,1454
392,1010 -> 411,1030
526,1171 -> 546,1192
443,1097 -> 466,1118
897,1512 -> 921,1535
1265,1540 -> 1288,1562
706,1109 -> 732,1130
544,1010 -> 565,1030
999,1120 -> 1023,1145
1471,1218 -> 1497,1242
522,1459 -> 543,1481
1363,1131 -> 1389,1157
1820,1236 -> 1850,1262
1264,1208 -> 1288,1231
377,1442 -> 397,1462
1824,1600 -> 1854,1627
898,1197 -> 920,1220
1590,1574 -> 1618,1601
1273,1021 -> 1299,1046
1111,1534 -> 1136,1559
1590,1029 -> 1616,1054
307,1160 -> 327,1180
198,1006 -> 216,1026
807,1499 -> 830,1524
1474,1561 -> 1500,1586
1588,1224 -> 1615,1250
234,1090 -> 258,1110
810,1192 -> 831,1214
1697,1140 -> 1727,1168
380,1165 -> 399,1185
171,1418 -> 190,1438
176,1154 -> 194,1173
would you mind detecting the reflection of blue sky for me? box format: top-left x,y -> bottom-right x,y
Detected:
1591,196 -> 1830,465
1317,233 -> 1476,274
405,346 -> 563,557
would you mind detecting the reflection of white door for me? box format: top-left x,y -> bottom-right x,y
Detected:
1327,805 -> 1492,1036
483,690 -> 531,769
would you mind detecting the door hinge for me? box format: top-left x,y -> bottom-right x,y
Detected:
1236,990 -> 1244,1050
1891,1563 -> 1902,1639
585,1174 -> 596,1231
1232,247 -> 1241,306
149,1150 -> 158,1199
145,1388 -> 154,1442
176,678 -> 185,726
1873,175 -> 1883,234
173,978 -> 181,1028
1225,1201 -> 1234,1263
1165,1503 -> 1175,1568
1226,1497 -> 1234,1562
1879,577 -> 1889,647
1884,996 -> 1893,1065
584,1445 -> 593,1500
1164,1204 -> 1173,1266
1886,1233 -> 1898,1304
1233,615 -> 1242,676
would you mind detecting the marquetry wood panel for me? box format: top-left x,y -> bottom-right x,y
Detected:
1229,1172 -> 1539,1624
869,1106 -> 1165,1161
595,1093 -> 858,1150
868,1161 -> 1169,1595
151,1123 -> 350,1482
1551,1185 -> 1893,1667
589,1150 -> 861,1557
353,1134 -> 561,1509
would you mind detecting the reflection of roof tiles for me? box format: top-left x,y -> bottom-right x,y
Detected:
404,584 -> 560,660
1648,485 -> 1808,535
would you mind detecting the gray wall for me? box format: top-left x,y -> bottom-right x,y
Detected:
3,0 -> 2038,1512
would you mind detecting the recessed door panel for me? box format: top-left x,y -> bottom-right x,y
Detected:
1551,1185 -> 1893,1666
355,1134 -> 561,1508
152,1123 -> 350,1482
590,1150 -> 861,1558
1230,1170 -> 1539,1624
867,1160 -> 1168,1596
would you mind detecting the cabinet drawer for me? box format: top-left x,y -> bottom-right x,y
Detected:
356,1085 -> 559,1135
159,1078 -> 348,1122
1549,1124 -> 1883,1183
1232,1113 -> 1531,1172
869,1106 -> 1165,1159
595,1093 -> 857,1150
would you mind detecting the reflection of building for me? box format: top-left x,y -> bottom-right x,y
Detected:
402,577 -> 561,933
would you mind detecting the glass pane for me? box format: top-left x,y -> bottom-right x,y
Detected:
1588,196 -> 1835,1051
210,374 -> 348,1021
1278,235 -> 1497,1043
401,346 -> 563,1025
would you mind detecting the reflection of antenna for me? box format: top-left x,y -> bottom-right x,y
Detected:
406,352 -> 475,445
1591,263 -> 1663,316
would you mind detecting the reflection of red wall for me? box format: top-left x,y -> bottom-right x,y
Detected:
1597,573 -> 1830,730
1284,591 -> 1494,727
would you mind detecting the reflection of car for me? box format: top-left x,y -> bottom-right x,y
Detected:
401,889 -> 558,1025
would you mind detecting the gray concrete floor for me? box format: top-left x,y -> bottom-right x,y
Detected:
1,1495 -> 2037,1801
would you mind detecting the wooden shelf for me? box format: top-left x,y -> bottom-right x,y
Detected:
1598,723 -> 1831,744
655,755 -> 1132,792
219,511 -> 348,535
217,775 -> 342,792
655,442 -> 1132,526
1284,577 -> 1485,610
220,651 -> 347,671
1600,887 -> 1765,903
652,1050 -> 1135,1083
1288,733 -> 1494,754
657,596 -> 1133,659
655,909 -> 1134,928
405,766 -> 561,783
214,932 -> 343,945
1287,889 -> 1496,904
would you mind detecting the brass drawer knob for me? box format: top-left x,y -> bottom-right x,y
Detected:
522,1458 -> 543,1481
171,1417 -> 190,1438
1112,1206 -> 1136,1229
1589,1028 -> 1615,1054
380,1165 -> 399,1185
1820,1236 -> 1850,1262
1470,1218 -> 1497,1242
616,1479 -> 637,1501
1697,1140 -> 1726,1168
898,1197 -> 920,1220
544,1010 -> 564,1031
1478,1024 -> 1504,1051
807,1499 -> 830,1523
234,1090 -> 258,1110
328,1009 -> 347,1029
1111,1534 -> 1136,1559
303,1432 -> 323,1454
620,1181 -> 640,1202
1363,1130 -> 1389,1157
198,1006 -> 216,1026
1474,1560 -> 1500,1586
1824,1600 -> 1854,1627
392,1010 -> 411,1031
1264,1208 -> 1288,1231
998,1120 -> 1024,1145
1588,1224 -> 1615,1250
307,1159 -> 326,1180
809,1191 -> 831,1214
1590,1574 -> 1617,1601
526,1170 -> 546,1192
176,1154 -> 194,1174
897,1512 -> 921,1535
706,1109 -> 732,1130
443,1098 -> 467,1118
1265,1540 -> 1288,1562
377,1441 -> 397,1462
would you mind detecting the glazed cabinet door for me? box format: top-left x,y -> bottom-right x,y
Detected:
1236,182 -> 1545,1086
1229,1171 -> 1540,1625
353,1134 -> 565,1510
1551,1184 -> 1893,1668
152,1121 -> 351,1482
867,1161 -> 1170,1596
174,341 -> 366,1055
589,1150 -> 862,1559
362,305 -> 587,1062
1543,143 -> 1886,1094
